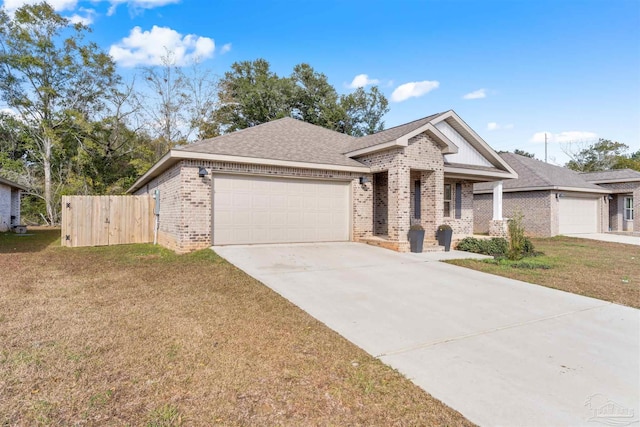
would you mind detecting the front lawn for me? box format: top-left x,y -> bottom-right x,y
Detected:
448,236 -> 639,308
0,230 -> 472,426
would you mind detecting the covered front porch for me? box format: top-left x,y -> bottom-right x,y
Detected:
360,167 -> 488,252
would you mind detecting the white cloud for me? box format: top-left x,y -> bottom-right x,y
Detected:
347,74 -> 380,89
530,131 -> 598,143
390,80 -> 440,102
109,25 -> 215,67
220,43 -> 232,54
2,0 -> 78,11
463,88 -> 487,100
106,0 -> 180,16
68,8 -> 96,25
487,122 -> 514,131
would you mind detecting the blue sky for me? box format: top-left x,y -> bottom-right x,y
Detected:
4,0 -> 639,164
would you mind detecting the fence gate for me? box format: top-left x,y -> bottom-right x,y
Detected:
61,195 -> 155,247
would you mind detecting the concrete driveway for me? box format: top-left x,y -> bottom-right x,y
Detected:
566,233 -> 640,245
214,242 -> 640,427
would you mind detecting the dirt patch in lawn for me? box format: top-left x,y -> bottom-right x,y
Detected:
0,230 -> 473,426
448,236 -> 639,309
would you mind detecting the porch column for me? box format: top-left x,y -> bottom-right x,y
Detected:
387,165 -> 410,243
492,181 -> 503,220
489,180 -> 508,237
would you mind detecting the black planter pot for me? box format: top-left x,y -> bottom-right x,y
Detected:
408,229 -> 425,253
437,229 -> 453,252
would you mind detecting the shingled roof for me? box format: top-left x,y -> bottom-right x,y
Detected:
346,112 -> 447,152
474,153 -> 607,193
581,169 -> 640,183
0,176 -> 27,191
177,117 -> 362,168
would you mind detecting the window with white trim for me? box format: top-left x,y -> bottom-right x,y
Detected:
444,184 -> 452,217
624,197 -> 634,220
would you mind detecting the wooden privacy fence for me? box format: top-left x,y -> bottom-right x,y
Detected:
61,195 -> 155,248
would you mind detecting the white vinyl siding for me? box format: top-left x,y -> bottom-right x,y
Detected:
213,174 -> 350,245
558,196 -> 599,234
437,121 -> 493,167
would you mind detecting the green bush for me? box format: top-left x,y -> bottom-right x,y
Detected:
507,212 -> 527,260
456,237 -> 508,257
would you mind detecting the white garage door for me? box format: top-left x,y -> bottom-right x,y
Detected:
213,174 -> 350,245
558,197 -> 599,234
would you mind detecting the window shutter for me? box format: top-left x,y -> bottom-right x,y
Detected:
414,180 -> 421,219
455,183 -> 462,219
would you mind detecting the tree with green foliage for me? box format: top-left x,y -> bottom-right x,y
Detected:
208,58 -> 389,137
290,63 -> 344,130
0,2 -> 118,224
340,86 -> 389,136
513,149 -> 535,158
210,58 -> 293,135
564,139 -> 635,172
612,149 -> 640,171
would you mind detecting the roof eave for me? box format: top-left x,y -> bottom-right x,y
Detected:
474,185 -> 611,195
127,150 -> 371,193
585,178 -> 640,184
0,176 -> 28,191
444,165 -> 518,181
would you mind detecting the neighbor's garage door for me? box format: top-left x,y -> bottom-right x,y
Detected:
558,196 -> 599,234
213,174 -> 350,245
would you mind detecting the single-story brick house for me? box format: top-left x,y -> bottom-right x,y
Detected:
0,176 -> 25,232
128,110 -> 517,253
474,153 -> 639,236
581,169 -> 639,232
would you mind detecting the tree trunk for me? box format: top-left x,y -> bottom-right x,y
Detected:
43,136 -> 53,226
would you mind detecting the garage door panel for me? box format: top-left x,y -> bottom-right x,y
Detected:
213,175 -> 350,245
559,197 -> 598,234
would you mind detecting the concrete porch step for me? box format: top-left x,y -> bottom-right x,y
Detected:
360,237 -> 445,253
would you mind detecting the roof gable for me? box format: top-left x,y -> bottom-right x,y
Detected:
437,121 -> 493,167
345,112 -> 446,152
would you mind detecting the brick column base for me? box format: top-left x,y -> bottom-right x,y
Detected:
489,219 -> 509,238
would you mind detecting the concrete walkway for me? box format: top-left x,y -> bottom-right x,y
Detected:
565,233 -> 640,246
214,242 -> 640,427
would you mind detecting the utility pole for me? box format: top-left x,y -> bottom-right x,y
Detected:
544,133 -> 548,163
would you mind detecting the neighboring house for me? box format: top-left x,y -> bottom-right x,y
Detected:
474,153 -> 639,236
0,176 -> 26,232
581,169 -> 639,233
128,110 -> 517,253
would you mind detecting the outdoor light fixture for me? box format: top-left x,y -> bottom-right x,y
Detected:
607,195 -> 614,200
198,166 -> 208,178
359,176 -> 370,185
555,192 -> 565,199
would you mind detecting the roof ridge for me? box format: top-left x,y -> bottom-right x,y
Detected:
358,110 -> 448,137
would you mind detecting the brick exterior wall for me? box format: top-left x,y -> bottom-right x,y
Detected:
474,190 -> 555,237
136,129 -> 479,253
442,181 -> 474,238
597,182 -> 639,232
136,160 -> 370,253
475,190 -> 612,237
373,171 -> 388,235
354,132 -> 463,250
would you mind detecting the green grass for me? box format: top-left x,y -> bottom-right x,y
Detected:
449,236 -> 640,308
